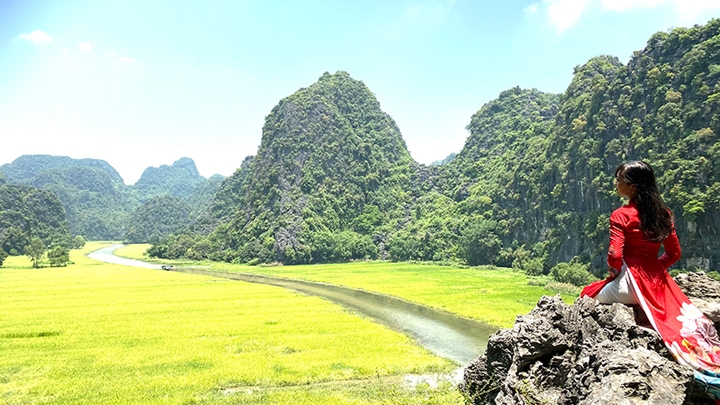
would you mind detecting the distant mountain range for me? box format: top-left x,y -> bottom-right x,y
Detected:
0,155 -> 223,242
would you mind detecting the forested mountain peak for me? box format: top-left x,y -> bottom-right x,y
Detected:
133,157 -> 207,200
0,155 -> 124,183
565,56 -> 624,98
0,156 -> 133,239
455,87 -> 560,165
175,71 -> 416,264
259,71 -> 410,159
171,157 -> 202,179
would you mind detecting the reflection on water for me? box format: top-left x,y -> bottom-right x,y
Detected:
91,245 -> 496,365
89,245 -> 161,269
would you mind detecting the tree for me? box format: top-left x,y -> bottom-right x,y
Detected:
25,237 -> 46,268
47,246 -> 70,267
459,220 -> 502,266
0,248 -> 7,267
72,235 -> 86,249
550,261 -> 598,287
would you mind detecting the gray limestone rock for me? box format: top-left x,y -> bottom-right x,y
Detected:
460,273 -> 720,405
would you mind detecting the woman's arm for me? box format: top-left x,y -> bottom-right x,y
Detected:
659,226 -> 681,270
607,211 -> 625,272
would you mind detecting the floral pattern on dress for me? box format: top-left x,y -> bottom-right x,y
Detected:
676,302 -> 720,372
679,303 -> 720,350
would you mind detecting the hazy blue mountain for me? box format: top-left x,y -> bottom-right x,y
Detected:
0,154 -> 123,183
430,152 -> 457,166
133,157 -> 207,200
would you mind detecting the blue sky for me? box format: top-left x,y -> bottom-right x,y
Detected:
1,0 -> 719,184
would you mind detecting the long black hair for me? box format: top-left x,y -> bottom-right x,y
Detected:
615,161 -> 673,242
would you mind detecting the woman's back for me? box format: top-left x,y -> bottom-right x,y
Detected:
608,200 -> 681,273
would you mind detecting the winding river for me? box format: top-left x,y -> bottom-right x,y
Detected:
89,245 -> 496,366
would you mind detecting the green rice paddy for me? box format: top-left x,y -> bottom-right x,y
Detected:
1,243 -> 463,404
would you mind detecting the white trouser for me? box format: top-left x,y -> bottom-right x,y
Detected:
595,263 -> 639,305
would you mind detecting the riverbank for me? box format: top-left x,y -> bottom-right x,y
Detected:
116,243 -> 576,328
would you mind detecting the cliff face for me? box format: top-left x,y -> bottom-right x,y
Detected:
461,273 -> 720,405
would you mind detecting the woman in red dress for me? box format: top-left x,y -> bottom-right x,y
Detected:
581,161 -> 720,399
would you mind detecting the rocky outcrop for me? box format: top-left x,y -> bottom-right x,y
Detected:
460,273 -> 720,405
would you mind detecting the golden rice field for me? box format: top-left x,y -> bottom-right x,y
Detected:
0,242 -> 462,404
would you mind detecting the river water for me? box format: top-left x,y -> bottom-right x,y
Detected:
89,245 -> 496,366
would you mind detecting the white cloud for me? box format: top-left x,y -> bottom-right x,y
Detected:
17,30 -> 53,45
544,0 -> 593,32
674,0 -> 720,14
78,41 -> 93,52
530,0 -> 720,33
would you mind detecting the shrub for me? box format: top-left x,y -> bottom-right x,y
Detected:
549,261 -> 598,287
545,281 -> 582,295
72,235 -> 86,249
48,246 -> 70,267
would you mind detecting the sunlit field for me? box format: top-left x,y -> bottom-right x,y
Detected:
1,242 -> 461,404
116,244 -> 576,329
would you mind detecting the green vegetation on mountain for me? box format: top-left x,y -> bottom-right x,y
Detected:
398,87 -> 561,266
0,184 -> 71,256
519,20 -> 720,272
23,166 -> 134,240
407,19 -> 720,274
0,155 -> 222,243
150,20 -> 720,275
0,155 -> 134,239
0,154 -> 123,183
123,195 -> 192,243
134,157 -> 207,200
430,152 -> 457,166
185,174 -> 224,218
157,71 -> 416,264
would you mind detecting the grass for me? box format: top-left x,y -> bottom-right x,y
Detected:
116,244 -> 577,329
1,242 -> 462,404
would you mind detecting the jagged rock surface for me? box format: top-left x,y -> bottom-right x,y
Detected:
461,273 -> 720,405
